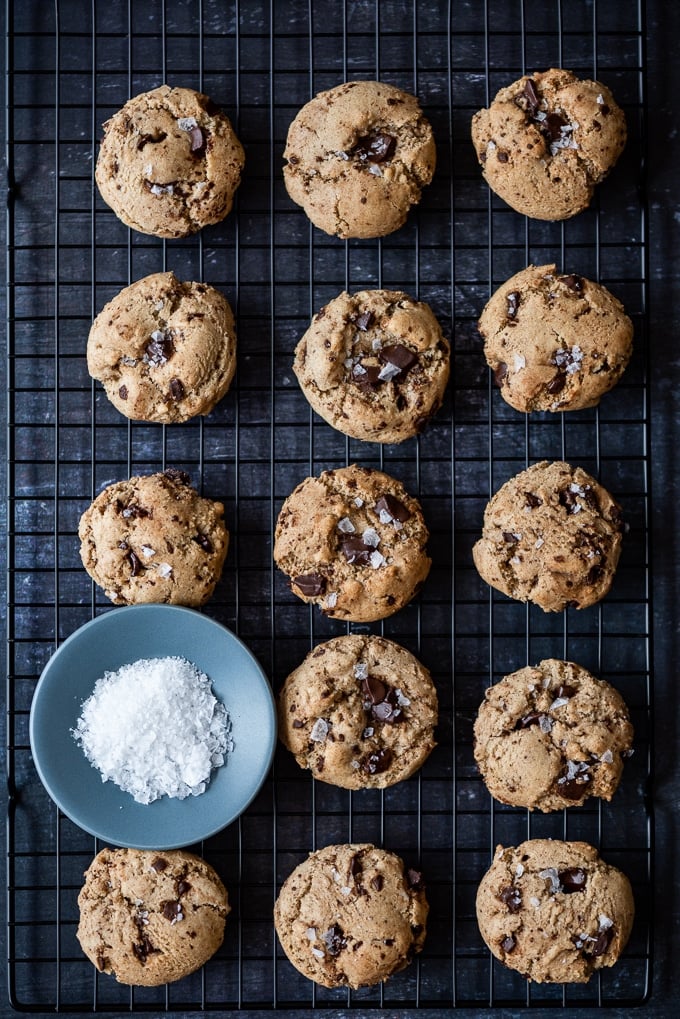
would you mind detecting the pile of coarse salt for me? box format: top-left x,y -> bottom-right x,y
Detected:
72,656 -> 232,804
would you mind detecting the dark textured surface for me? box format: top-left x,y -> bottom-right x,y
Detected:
1,0 -> 678,1015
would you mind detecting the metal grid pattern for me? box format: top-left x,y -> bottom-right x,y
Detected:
4,0 -> 652,1011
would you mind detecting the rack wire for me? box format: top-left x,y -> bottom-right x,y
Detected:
4,0 -> 652,1011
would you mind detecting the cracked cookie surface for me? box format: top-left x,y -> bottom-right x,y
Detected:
472,460 -> 624,612
88,272 -> 237,423
476,839 -> 634,983
274,842 -> 428,988
479,264 -> 633,413
78,469 -> 229,606
283,80 -> 436,238
474,659 -> 633,811
273,464 -> 431,622
278,635 -> 438,789
293,289 -> 450,442
471,68 -> 626,220
77,847 -> 229,986
96,85 -> 245,238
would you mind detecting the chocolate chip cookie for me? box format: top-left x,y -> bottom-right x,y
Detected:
274,843 -> 428,989
471,68 -> 626,220
96,85 -> 245,237
88,272 -> 237,423
78,469 -> 229,606
283,80 -> 436,238
479,264 -> 633,413
278,635 -> 438,788
473,659 -> 633,811
472,460 -> 624,612
273,464 -> 431,622
77,847 -> 230,986
476,839 -> 634,983
293,289 -> 450,442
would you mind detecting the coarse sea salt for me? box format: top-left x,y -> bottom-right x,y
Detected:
71,656 -> 232,805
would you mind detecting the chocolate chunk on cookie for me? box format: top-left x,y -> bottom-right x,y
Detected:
479,264 -> 633,413
88,272 -> 236,423
283,80 -> 436,238
471,69 -> 626,220
278,634 -> 438,788
476,839 -> 634,983
77,848 -> 229,986
274,843 -> 428,988
472,460 -> 623,612
293,289 -> 450,442
474,659 -> 633,810
96,85 -> 244,237
78,470 -> 228,606
273,464 -> 430,622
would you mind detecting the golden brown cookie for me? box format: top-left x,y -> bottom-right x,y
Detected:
274,843 -> 428,988
283,80 -> 436,238
473,659 -> 633,811
476,839 -> 634,983
278,634 -> 438,788
293,289 -> 450,442
88,272 -> 237,423
78,469 -> 229,606
472,460 -> 624,612
96,85 -> 244,237
77,847 -> 229,986
471,69 -> 626,220
273,464 -> 431,622
479,264 -> 633,413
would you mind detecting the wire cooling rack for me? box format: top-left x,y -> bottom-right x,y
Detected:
4,0 -> 652,1012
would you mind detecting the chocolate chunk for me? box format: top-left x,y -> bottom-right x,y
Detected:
118,499 -> 151,519
150,856 -> 168,873
95,953 -> 108,972
322,924 -> 347,956
406,868 -> 424,891
559,775 -> 591,800
500,935 -> 517,953
127,550 -> 143,576
516,711 -> 542,729
589,924 -> 615,957
293,573 -> 326,597
119,385 -> 128,400
161,900 -> 183,922
169,377 -> 185,401
145,332 -> 173,366
192,533 -> 213,553
132,933 -> 157,964
586,565 -> 604,586
136,131 -> 167,149
374,493 -> 411,522
379,344 -> 418,374
560,273 -> 584,294
543,111 -> 568,142
600,104 -> 610,116
502,531 -> 520,543
609,505 -> 624,531
558,867 -> 587,893
370,688 -> 403,724
546,371 -> 567,395
292,719 -> 304,729
351,132 -> 396,163
559,488 -> 579,513
362,674 -> 387,704
340,535 -> 372,565
350,854 -> 362,879
189,125 -> 205,153
163,467 -> 191,486
361,747 -> 393,774
524,491 -> 542,508
497,150 -> 509,162
176,879 -> 191,896
371,875 -> 384,892
523,78 -> 540,115
557,684 -> 577,699
351,362 -> 382,390
499,886 -> 522,913
494,362 -> 508,386
506,291 -> 520,319
354,310 -> 374,331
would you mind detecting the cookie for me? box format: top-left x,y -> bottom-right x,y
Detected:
283,80 -> 436,239
476,839 -> 634,983
472,460 -> 624,612
274,843 -> 428,988
96,85 -> 245,238
473,659 -> 633,811
88,272 -> 237,423
479,264 -> 633,413
273,464 -> 430,622
77,847 -> 229,986
78,469 -> 229,606
278,635 -> 438,788
293,289 -> 450,443
471,68 -> 626,220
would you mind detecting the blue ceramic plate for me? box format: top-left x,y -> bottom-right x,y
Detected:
29,605 -> 277,850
